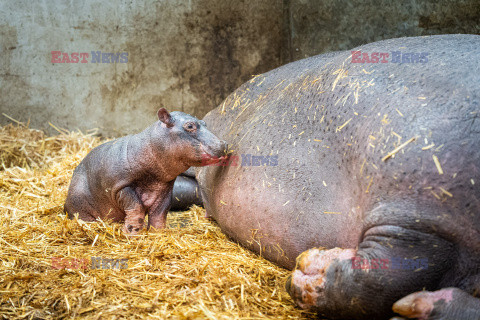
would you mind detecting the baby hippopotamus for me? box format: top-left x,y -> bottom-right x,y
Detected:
64,108 -> 227,234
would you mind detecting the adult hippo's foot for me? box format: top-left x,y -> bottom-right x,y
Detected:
286,248 -> 356,310
286,200 -> 480,319
287,234 -> 480,319
393,288 -> 480,320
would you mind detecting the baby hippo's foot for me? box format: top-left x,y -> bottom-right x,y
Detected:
393,288 -> 480,320
123,212 -> 145,235
286,247 -> 356,310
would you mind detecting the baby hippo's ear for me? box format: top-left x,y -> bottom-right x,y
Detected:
157,108 -> 174,128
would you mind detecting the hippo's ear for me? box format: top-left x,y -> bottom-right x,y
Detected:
157,108 -> 174,128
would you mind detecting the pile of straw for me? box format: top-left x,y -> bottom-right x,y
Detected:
0,119 -> 316,319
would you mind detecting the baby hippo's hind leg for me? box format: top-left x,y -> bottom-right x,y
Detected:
64,173 -> 97,222
64,203 -> 97,221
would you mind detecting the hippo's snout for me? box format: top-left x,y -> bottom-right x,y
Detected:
212,140 -> 228,157
197,139 -> 228,166
200,140 -> 228,158
194,121 -> 229,166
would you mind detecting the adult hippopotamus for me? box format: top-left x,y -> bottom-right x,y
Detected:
64,108 -> 227,234
176,35 -> 480,319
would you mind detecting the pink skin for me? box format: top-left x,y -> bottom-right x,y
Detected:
200,145 -> 228,165
123,209 -> 145,234
289,247 -> 356,309
393,289 -> 454,320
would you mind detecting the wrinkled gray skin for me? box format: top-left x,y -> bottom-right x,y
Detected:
178,35 -> 480,319
64,108 -> 227,234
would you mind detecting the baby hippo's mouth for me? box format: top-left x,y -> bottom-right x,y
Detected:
200,145 -> 228,165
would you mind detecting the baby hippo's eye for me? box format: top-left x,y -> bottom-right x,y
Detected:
184,122 -> 197,132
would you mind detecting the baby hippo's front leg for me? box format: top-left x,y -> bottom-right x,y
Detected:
116,186 -> 145,234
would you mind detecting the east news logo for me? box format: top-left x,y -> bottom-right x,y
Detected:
51,51 -> 128,63
351,51 -> 429,63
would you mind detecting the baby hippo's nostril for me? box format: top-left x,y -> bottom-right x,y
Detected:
127,225 -> 133,232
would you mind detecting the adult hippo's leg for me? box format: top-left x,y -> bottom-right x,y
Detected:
170,168 -> 203,211
285,200 -> 472,319
393,288 -> 480,319
288,247 -> 480,319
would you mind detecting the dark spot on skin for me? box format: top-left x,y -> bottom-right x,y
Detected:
127,225 -> 133,232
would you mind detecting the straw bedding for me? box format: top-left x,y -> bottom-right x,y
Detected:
0,120 -> 317,319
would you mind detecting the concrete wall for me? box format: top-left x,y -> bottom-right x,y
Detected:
1,0 -> 479,136
286,0 -> 480,60
0,0 -> 284,136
